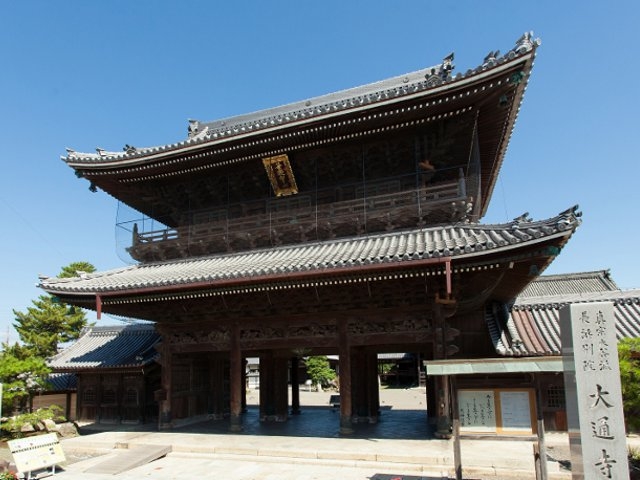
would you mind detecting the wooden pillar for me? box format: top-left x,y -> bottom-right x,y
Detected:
338,319 -> 353,434
241,358 -> 247,413
158,344 -> 173,429
434,301 -> 451,438
426,373 -> 438,426
290,357 -> 301,415
229,324 -> 243,432
351,348 -> 367,420
350,349 -> 378,423
65,391 -> 72,421
259,353 -> 274,419
367,351 -> 380,421
209,355 -> 226,419
273,356 -> 289,421
535,375 -> 548,480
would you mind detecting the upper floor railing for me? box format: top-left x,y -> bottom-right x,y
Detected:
126,170 -> 472,262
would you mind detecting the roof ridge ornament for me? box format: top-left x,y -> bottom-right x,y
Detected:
425,52 -> 455,87
514,31 -> 541,55
512,212 -> 532,224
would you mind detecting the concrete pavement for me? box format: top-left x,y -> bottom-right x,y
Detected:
0,388 -> 601,479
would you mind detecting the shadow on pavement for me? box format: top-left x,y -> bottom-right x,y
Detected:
79,405 -> 434,441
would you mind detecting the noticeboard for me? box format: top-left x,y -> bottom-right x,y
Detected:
7,433 -> 66,474
458,388 -> 535,435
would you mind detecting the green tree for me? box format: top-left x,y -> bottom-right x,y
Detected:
0,344 -> 51,414
618,337 -> 640,432
58,261 -> 96,279
12,262 -> 96,358
305,356 -> 336,390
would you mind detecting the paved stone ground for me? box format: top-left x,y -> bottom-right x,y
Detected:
1,387 -> 637,479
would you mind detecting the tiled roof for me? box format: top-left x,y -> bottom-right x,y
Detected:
48,324 -> 159,371
516,270 -> 618,298
486,279 -> 640,357
63,33 -> 539,165
46,372 -> 78,391
40,206 -> 580,295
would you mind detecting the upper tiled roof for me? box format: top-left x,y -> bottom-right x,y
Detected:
39,206 -> 579,296
48,324 -> 159,371
486,274 -> 640,357
63,33 -> 539,166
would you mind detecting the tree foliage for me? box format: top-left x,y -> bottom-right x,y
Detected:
305,356 -> 336,387
58,261 -> 96,279
12,261 -> 96,358
618,337 -> 640,432
0,345 -> 51,414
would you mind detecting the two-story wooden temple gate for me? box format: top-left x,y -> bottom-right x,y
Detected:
40,33 -> 581,436
43,207 -> 581,435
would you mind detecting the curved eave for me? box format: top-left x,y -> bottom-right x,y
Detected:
64,40 -> 538,178
40,205 -> 579,301
477,50 -> 535,216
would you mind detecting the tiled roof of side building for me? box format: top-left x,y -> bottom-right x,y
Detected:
46,372 -> 78,391
516,269 -> 618,298
48,323 -> 160,371
486,276 -> 640,357
39,206 -> 580,295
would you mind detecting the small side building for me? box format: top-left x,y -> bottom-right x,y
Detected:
485,270 -> 640,431
47,323 -> 160,425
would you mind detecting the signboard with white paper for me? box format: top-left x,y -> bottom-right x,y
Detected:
458,390 -> 497,433
500,390 -> 532,431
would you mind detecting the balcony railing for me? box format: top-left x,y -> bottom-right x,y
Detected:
128,174 -> 471,262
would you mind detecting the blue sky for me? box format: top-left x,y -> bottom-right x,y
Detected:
1,1 -> 638,340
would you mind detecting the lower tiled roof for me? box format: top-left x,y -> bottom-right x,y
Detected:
48,323 -> 159,370
39,207 -> 580,296
46,372 -> 78,391
487,285 -> 640,356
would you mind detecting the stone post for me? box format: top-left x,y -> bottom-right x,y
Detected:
561,302 -> 629,480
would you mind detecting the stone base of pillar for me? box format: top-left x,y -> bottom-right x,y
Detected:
260,414 -> 288,422
339,416 -> 354,435
435,415 -> 452,439
352,415 -> 378,424
159,411 -> 172,430
229,415 -> 243,432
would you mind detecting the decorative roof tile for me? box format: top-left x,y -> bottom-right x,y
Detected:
40,206 -> 580,295
48,324 -> 159,371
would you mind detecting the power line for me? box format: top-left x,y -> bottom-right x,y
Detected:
0,194 -> 67,260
